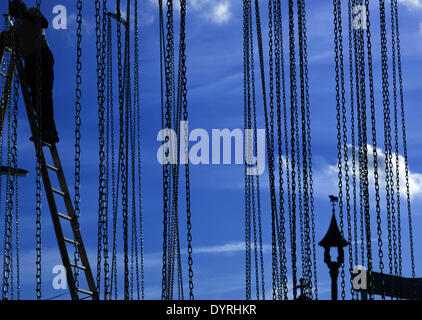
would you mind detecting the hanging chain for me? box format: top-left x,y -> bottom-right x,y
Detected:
2,70 -> 19,300
273,0 -> 288,300
297,0 -> 313,298
391,0 -> 403,277
101,0 -> 111,300
267,0 -> 281,300
133,0 -> 142,300
378,0 -> 394,285
95,0 -> 104,294
300,0 -> 317,298
107,14 -> 118,300
358,0 -> 372,292
250,1 -> 266,300
365,1 -> 384,292
123,0 -> 131,300
288,0 -> 298,299
393,0 -> 415,279
14,106 -> 20,300
35,0 -> 43,300
73,0 -> 83,292
389,0 -> 400,279
332,0 -> 346,300
243,0 -> 252,300
247,3 -> 261,300
179,0 -> 194,300
161,0 -> 173,300
0,20 -> 6,298
347,0 -> 358,299
2,97 -> 11,300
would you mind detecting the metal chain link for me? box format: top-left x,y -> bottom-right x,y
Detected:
73,0 -> 83,292
35,0 -> 42,300
161,0 -> 173,300
14,112 -> 20,300
2,69 -> 18,300
287,0 -> 298,299
251,1 -> 266,299
274,0 -> 288,300
123,0 -> 131,299
133,0 -> 143,300
299,0 -> 318,299
102,0 -> 111,300
95,0 -> 104,294
391,0 -> 403,278
297,0 -> 313,298
365,1 -> 384,295
267,0 -> 281,300
393,0 -> 415,279
243,0 -> 252,300
389,0 -> 400,280
247,3 -> 261,300
332,0 -> 346,300
179,0 -> 194,300
347,0 -> 358,299
378,1 -> 393,286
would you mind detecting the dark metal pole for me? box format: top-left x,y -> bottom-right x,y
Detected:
330,265 -> 339,300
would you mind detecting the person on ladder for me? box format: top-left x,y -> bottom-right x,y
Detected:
1,0 -> 59,143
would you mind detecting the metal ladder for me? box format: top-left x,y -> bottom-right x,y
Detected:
0,16 -> 98,300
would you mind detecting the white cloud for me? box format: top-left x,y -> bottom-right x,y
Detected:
194,241 -> 271,254
318,144 -> 422,200
149,0 -> 232,25
206,2 -> 231,25
399,0 -> 422,10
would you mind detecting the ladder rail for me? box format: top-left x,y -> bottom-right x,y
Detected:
0,51 -> 15,133
14,53 -> 81,300
0,17 -> 99,300
49,145 -> 98,299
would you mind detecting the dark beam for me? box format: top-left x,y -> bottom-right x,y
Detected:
0,166 -> 29,177
354,271 -> 422,300
107,12 -> 128,28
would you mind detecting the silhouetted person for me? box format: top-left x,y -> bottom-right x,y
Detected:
1,0 -> 58,143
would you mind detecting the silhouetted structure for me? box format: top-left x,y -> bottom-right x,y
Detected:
319,196 -> 349,300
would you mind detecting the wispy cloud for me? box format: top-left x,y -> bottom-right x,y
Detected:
194,241 -> 271,254
322,144 -> 422,200
399,0 -> 422,10
149,0 -> 233,25
206,2 -> 231,25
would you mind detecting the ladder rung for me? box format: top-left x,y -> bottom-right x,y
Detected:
41,141 -> 52,148
46,163 -> 59,172
0,71 -> 7,77
64,237 -> 79,246
58,212 -> 72,221
52,188 -> 66,196
77,288 -> 94,296
70,263 -> 86,270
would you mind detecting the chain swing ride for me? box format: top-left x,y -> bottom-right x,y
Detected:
243,0 -> 318,300
243,0 -> 419,301
0,0 -> 419,301
328,0 -> 418,300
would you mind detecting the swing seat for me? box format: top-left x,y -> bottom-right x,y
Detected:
357,271 -> 422,300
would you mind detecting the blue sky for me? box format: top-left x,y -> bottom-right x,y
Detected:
0,0 -> 422,300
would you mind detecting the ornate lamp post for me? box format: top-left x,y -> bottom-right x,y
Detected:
319,195 -> 349,300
